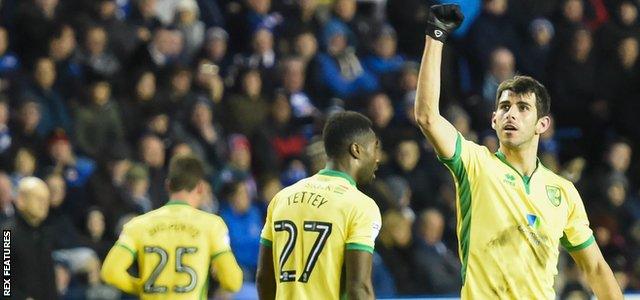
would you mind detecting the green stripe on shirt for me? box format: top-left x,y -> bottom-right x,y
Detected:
260,238 -> 272,247
116,242 -> 137,258
345,243 -> 374,253
561,234 -> 595,252
437,133 -> 472,286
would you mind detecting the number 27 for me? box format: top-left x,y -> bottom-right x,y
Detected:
274,220 -> 332,283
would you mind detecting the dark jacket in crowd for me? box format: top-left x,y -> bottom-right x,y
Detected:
2,214 -> 58,300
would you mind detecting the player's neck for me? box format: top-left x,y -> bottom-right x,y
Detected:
497,143 -> 539,177
323,161 -> 358,184
168,191 -> 198,207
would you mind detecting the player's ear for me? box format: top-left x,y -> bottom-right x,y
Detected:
196,180 -> 205,194
491,111 -> 497,130
536,115 -> 551,134
349,143 -> 361,159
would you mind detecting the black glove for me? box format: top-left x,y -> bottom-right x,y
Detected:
425,4 -> 464,42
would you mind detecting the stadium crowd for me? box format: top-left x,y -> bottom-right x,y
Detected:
0,0 -> 639,298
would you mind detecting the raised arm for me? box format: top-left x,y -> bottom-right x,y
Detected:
569,243 -> 623,299
415,5 -> 464,159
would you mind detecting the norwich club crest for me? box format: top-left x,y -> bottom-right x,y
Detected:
545,185 -> 562,207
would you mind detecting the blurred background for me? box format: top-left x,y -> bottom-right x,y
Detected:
0,0 -> 639,298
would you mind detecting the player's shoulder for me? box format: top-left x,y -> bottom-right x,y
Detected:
347,188 -> 380,212
539,163 -> 575,188
538,162 -> 581,197
456,133 -> 493,158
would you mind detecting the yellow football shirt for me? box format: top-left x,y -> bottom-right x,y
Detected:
440,133 -> 594,299
260,169 -> 382,300
102,200 -> 242,299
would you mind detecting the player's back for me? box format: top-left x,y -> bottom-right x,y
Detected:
118,200 -> 231,300
261,169 -> 382,300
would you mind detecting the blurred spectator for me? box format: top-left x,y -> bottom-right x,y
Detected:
596,1 -> 640,60
229,0 -> 282,53
0,97 -> 11,169
86,147 -> 134,229
413,208 -> 461,294
129,0 -> 162,36
384,176 -> 415,219
75,79 -> 125,159
129,27 -> 183,76
280,57 -> 318,118
2,177 -> 57,299
212,134 -> 257,199
93,0 -> 140,60
13,0 -> 60,61
0,172 -> 15,223
0,26 -> 20,94
390,140 -> 440,212
363,25 -> 405,91
45,172 -> 82,249
46,129 -> 96,190
367,92 -> 397,157
233,28 -> 279,91
121,70 -> 163,142
123,162 -> 152,213
82,207 -> 112,260
224,68 -> 269,137
11,147 -> 38,187
445,104 -> 477,143
292,31 -> 322,101
376,210 -> 420,295
78,25 -> 122,81
173,0 -> 205,62
257,173 -> 281,211
600,37 -> 640,140
466,0 -> 520,85
385,0 -> 430,58
280,0 -> 322,45
318,20 -> 378,100
521,18 -> 554,85
138,134 -> 168,208
198,27 -> 231,77
592,139 -> 633,200
193,58 -> 225,105
482,48 -> 516,109
219,180 -> 263,280
327,0 -> 375,52
550,27 -> 597,129
182,100 -> 227,171
24,57 -> 73,136
253,92 -> 308,174
48,23 -> 82,103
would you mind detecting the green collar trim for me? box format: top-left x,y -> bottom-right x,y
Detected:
318,168 -> 356,186
494,151 -> 540,194
166,199 -> 190,206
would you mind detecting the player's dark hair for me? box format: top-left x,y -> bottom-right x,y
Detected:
495,75 -> 551,119
167,154 -> 205,193
323,111 -> 374,159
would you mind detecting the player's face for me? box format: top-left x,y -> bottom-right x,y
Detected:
357,132 -> 381,185
492,91 -> 550,149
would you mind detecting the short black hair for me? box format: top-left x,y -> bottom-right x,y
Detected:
323,111 -> 374,159
495,75 -> 551,119
167,154 -> 205,192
